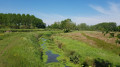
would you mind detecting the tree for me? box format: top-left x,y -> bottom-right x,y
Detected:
91,22 -> 117,32
0,13 -> 46,29
117,25 -> 120,32
60,19 -> 76,30
77,23 -> 89,30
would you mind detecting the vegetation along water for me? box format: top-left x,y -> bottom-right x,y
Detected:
0,13 -> 120,67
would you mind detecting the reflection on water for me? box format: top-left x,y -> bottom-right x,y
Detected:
41,38 -> 69,67
46,50 -> 59,63
41,38 -> 60,63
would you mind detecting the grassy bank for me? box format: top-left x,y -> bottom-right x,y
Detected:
0,29 -> 44,33
0,32 -> 44,67
52,35 -> 120,66
0,30 -> 120,67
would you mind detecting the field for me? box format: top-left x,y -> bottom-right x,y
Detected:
0,30 -> 120,67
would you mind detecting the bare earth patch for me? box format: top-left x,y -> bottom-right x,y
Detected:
84,31 -> 120,45
62,32 -> 97,47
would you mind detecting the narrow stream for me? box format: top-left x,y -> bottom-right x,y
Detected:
41,38 -> 60,63
41,38 -> 69,67
46,50 -> 59,63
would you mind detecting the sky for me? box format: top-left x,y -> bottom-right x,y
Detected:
0,0 -> 120,25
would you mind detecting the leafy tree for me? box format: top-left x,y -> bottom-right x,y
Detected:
49,19 -> 76,30
117,25 -> 120,32
93,22 -> 117,32
61,19 -> 76,30
0,13 -> 46,29
77,23 -> 89,30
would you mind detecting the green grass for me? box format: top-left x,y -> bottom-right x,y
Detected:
1,30 -> 120,67
53,36 -> 120,66
81,32 -> 120,54
0,29 -> 44,33
0,32 -> 44,67
0,30 -> 63,67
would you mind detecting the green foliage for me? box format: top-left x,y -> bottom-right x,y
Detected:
48,19 -> 76,30
61,19 -> 76,30
91,22 -> 117,31
117,34 -> 120,39
94,58 -> 112,67
109,33 -> 115,38
64,29 -> 71,33
54,36 -> 120,66
0,13 -> 46,29
76,23 -> 90,30
0,32 -> 44,67
115,39 -> 120,44
0,36 -> 3,40
0,29 -> 44,33
117,25 -> 120,32
69,51 -> 80,64
82,32 -> 120,54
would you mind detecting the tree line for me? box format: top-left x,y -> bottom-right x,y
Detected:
48,19 -> 120,32
48,19 -> 76,30
0,13 -> 120,32
0,13 -> 46,29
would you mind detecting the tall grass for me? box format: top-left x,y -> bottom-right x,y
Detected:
0,32 -> 44,67
0,29 -> 44,33
53,36 -> 120,66
81,32 -> 120,54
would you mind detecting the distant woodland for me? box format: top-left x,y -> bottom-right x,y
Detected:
0,13 -> 46,29
0,13 -> 120,32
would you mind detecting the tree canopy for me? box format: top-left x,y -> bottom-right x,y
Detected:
0,13 -> 46,29
92,22 -> 117,31
48,19 -> 76,30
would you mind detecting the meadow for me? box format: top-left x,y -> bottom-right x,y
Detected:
0,30 -> 120,67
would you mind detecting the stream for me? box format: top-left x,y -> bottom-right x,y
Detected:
41,38 -> 69,67
41,38 -> 60,63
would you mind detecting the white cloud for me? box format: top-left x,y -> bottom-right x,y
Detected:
1,2 -> 120,25
0,2 -> 120,25
88,2 -> 120,25
90,2 -> 120,16
33,2 -> 120,26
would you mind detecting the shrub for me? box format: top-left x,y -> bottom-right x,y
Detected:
109,33 -> 114,38
115,39 -> 120,44
117,34 -> 120,39
105,31 -> 109,34
82,62 -> 89,67
64,29 -> 71,33
69,51 -> 81,64
94,58 -> 112,67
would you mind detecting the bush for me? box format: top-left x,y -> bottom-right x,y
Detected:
117,34 -> 120,39
109,33 -> 114,38
94,58 -> 112,67
69,51 -> 80,64
64,29 -> 71,33
105,31 -> 109,34
115,39 -> 120,44
82,62 -> 89,67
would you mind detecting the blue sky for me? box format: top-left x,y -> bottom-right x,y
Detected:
0,0 -> 120,25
